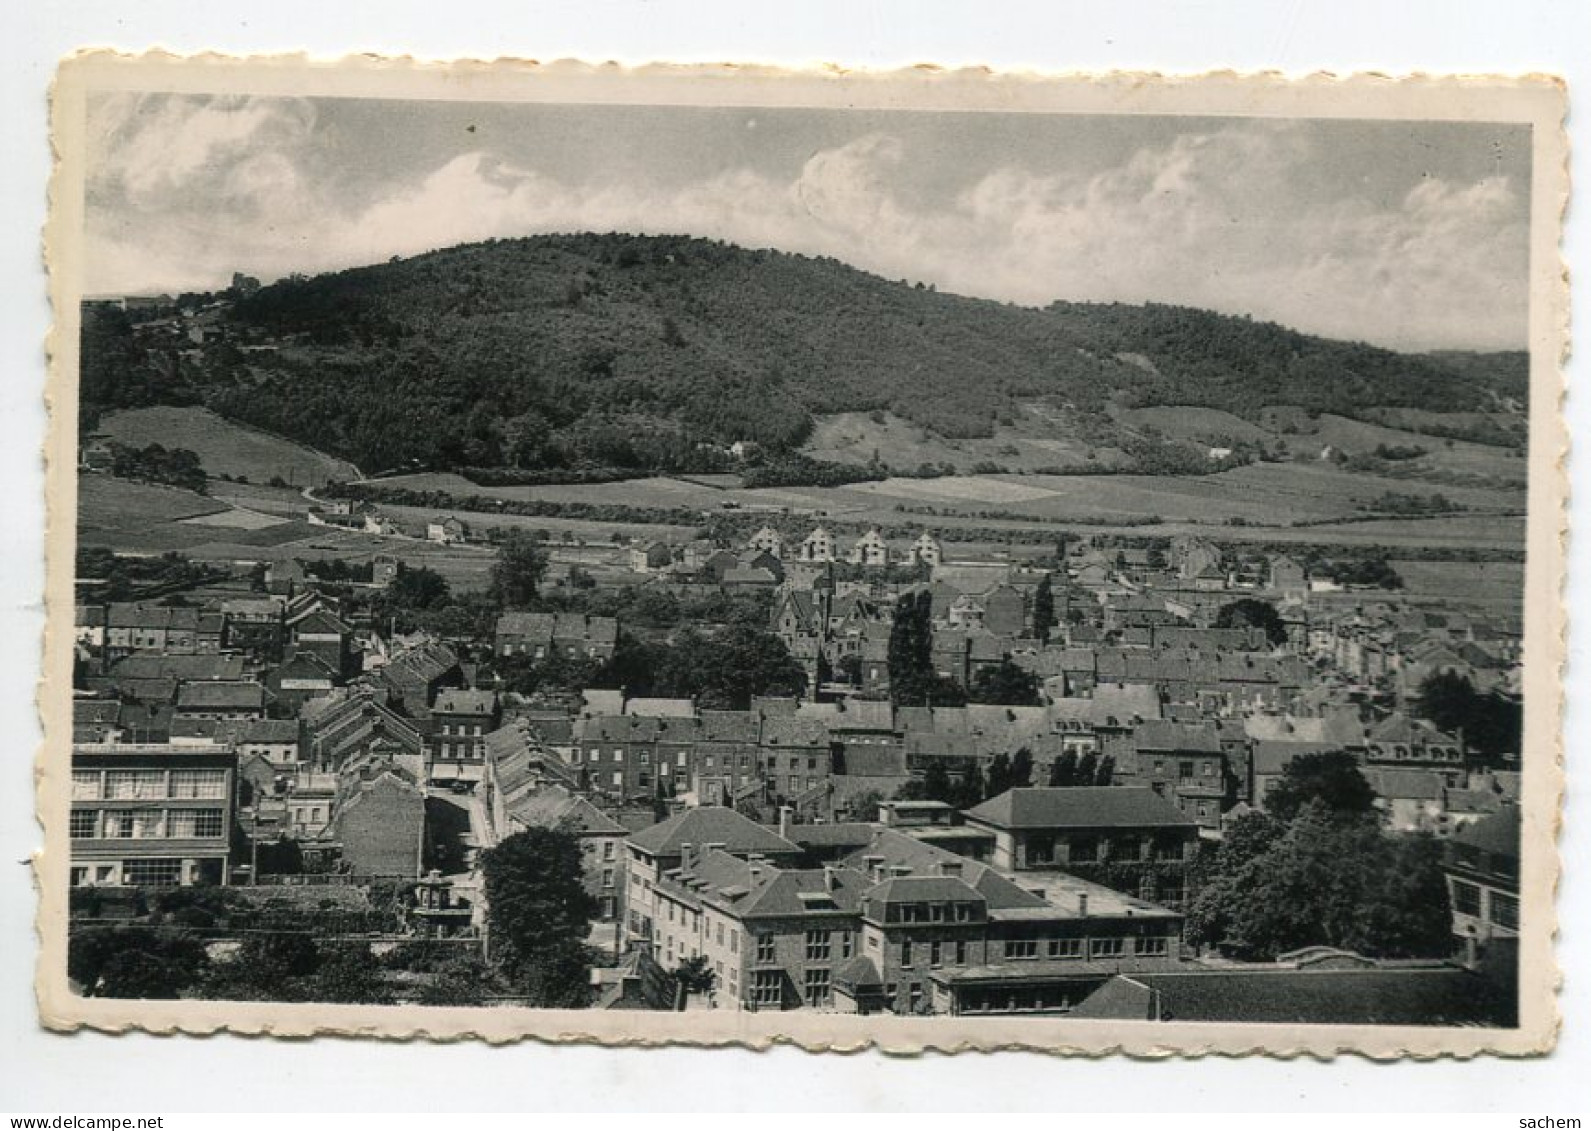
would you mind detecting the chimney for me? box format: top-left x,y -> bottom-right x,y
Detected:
680,842 -> 694,869
939,860 -> 963,878
779,805 -> 793,840
749,863 -> 763,885
1077,892 -> 1089,917
823,864 -> 838,892
863,854 -> 885,883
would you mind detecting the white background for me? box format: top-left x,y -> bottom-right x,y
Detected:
1,0 -> 1585,1112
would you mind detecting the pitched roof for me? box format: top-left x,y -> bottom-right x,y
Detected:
966,787 -> 1198,831
1070,968 -> 1515,1027
175,680 -> 265,710
511,785 -> 627,836
433,688 -> 498,715
1452,806 -> 1520,860
628,806 -> 800,858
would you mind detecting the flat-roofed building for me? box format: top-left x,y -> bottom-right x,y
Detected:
70,741 -> 237,888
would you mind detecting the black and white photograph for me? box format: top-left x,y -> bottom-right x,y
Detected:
38,57 -> 1565,1054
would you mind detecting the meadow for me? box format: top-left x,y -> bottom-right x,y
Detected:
95,406 -> 361,488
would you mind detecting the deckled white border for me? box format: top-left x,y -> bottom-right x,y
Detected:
36,53 -> 1571,1057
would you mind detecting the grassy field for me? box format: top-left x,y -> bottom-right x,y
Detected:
1389,559 -> 1526,614
95,407 -> 360,487
802,409 -> 1119,473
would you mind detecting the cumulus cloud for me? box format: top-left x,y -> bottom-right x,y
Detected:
83,104 -> 1528,349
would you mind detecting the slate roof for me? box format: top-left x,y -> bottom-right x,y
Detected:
511,785 -> 627,837
1132,720 -> 1223,755
966,787 -> 1199,831
628,806 -> 801,859
1069,968 -> 1515,1027
110,654 -> 247,682
433,688 -> 498,715
1452,806 -> 1521,860
175,680 -> 265,711
699,710 -> 761,743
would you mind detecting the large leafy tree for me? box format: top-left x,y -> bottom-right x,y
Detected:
1188,805 -> 1452,961
481,827 -> 600,1007
653,624 -> 806,709
1214,597 -> 1289,647
489,529 -> 550,608
1264,750 -> 1377,823
68,927 -> 209,999
968,659 -> 1041,707
887,591 -> 935,705
1031,573 -> 1056,644
1417,670 -> 1522,760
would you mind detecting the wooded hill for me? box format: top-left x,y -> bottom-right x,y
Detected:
81,232 -> 1527,476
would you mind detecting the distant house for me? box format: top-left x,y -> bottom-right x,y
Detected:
333,767 -> 425,878
1268,554 -> 1308,596
797,526 -> 837,564
1443,806 -> 1520,948
494,612 -> 618,662
429,688 -> 501,785
964,787 -> 1200,906
371,555 -> 401,588
908,532 -> 943,569
848,529 -> 890,568
173,680 -> 267,722
746,526 -> 785,559
426,516 -> 469,545
629,540 -> 673,573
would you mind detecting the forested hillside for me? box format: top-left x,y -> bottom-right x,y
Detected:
80,233 -> 1525,476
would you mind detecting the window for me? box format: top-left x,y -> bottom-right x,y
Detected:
730,930 -> 739,954
1451,881 -> 1482,917
602,869 -> 615,890
603,841 -> 615,861
756,934 -> 777,964
929,940 -> 943,968
588,750 -> 600,763
122,858 -> 183,887
167,809 -> 223,838
1179,760 -> 1195,780
1048,938 -> 1083,959
955,939 -> 968,966
69,809 -> 98,839
106,770 -> 164,800
611,771 -> 623,787
1004,938 -> 1038,960
1135,935 -> 1170,957
900,939 -> 913,967
1068,837 -> 1099,864
1090,937 -> 1125,959
106,809 -> 162,839
840,932 -> 854,959
71,771 -> 101,800
805,929 -> 831,962
803,968 -> 831,1006
716,922 -> 725,946
1491,892 -> 1519,931
753,970 -> 783,1007
638,751 -> 650,766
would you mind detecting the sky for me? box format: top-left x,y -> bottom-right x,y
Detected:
82,94 -> 1533,350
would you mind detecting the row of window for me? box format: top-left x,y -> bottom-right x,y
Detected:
70,808 -> 225,840
582,749 -> 822,773
70,858 -> 188,887
71,769 -> 227,801
1451,880 -> 1520,931
1026,836 -> 1185,864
